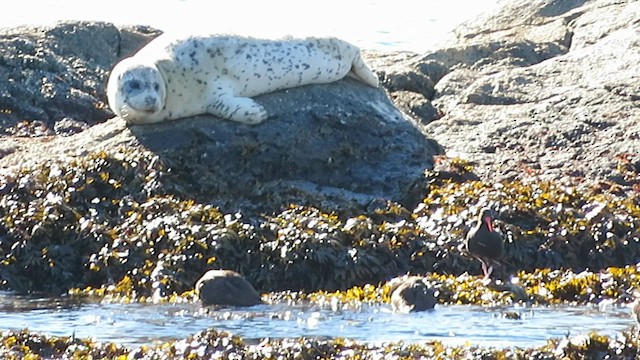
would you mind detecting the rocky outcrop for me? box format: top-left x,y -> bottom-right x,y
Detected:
0,1 -> 639,306
2,1 -> 639,203
1,79 -> 440,213
0,21 -> 442,214
0,22 -> 160,134
366,0 -> 640,194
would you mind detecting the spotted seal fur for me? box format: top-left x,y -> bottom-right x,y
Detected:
106,33 -> 379,125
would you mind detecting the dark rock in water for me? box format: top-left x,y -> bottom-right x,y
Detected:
196,270 -> 262,307
388,276 -> 436,313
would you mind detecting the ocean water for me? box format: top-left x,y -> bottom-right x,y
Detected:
1,1 -> 637,350
0,292 -> 634,349
3,0 -> 501,53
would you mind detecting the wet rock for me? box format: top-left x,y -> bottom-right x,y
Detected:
388,276 -> 436,313
195,270 -> 263,307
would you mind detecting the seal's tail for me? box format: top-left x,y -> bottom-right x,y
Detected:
349,54 -> 379,87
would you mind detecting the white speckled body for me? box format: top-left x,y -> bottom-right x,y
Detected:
107,34 -> 379,125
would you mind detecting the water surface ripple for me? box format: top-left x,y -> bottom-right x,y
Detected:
0,292 -> 633,349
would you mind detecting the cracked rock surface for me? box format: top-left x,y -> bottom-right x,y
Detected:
374,0 -> 640,192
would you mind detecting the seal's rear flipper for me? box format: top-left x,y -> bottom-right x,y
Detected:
348,54 -> 379,87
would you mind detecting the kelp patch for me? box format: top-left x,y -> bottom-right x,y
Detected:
2,327 -> 640,359
1,149 -> 640,302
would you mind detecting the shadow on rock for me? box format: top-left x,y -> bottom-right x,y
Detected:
128,79 -> 443,215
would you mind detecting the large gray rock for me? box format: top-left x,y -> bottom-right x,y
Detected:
394,0 -> 640,191
0,78 -> 441,212
0,21 -> 442,214
12,0 -> 637,214
0,21 -> 160,133
128,78 -> 441,212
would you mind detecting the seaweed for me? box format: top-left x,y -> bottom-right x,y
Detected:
1,150 -> 640,305
2,328 -> 639,359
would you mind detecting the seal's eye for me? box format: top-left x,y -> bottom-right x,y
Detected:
153,82 -> 160,92
127,80 -> 142,91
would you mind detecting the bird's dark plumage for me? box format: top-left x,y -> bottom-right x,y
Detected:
465,208 -> 504,279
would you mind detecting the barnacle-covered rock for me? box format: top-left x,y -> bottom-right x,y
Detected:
421,0 -> 640,194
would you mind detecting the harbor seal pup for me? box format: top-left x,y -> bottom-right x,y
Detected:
106,33 -> 379,125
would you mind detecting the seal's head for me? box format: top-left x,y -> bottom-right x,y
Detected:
107,58 -> 166,124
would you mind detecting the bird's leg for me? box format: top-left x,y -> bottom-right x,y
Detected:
480,260 -> 494,280
480,260 -> 495,285
485,264 -> 494,279
480,260 -> 489,278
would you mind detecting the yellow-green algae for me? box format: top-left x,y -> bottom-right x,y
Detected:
263,266 -> 640,309
2,150 -> 640,357
2,327 -> 640,359
66,266 -> 640,312
1,149 -> 640,300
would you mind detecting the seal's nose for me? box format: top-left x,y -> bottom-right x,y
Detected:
144,96 -> 157,108
138,96 -> 159,113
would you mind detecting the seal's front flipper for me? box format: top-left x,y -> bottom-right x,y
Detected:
208,95 -> 267,124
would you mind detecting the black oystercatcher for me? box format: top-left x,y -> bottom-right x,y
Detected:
195,270 -> 263,307
465,208 -> 504,279
389,277 -> 436,313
